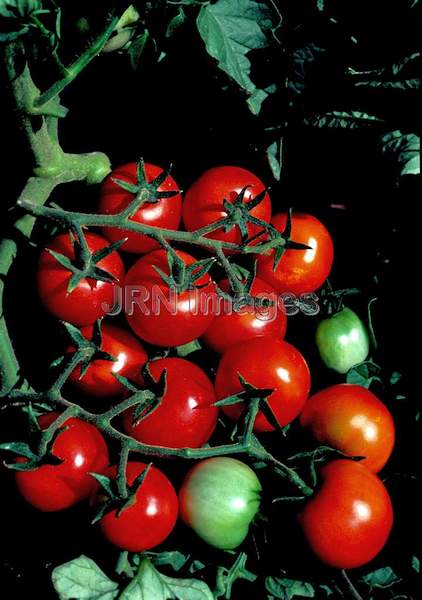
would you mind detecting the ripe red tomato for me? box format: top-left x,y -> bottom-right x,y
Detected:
298,459 -> 393,569
300,384 -> 395,473
15,412 -> 109,511
256,213 -> 334,295
202,277 -> 287,354
215,336 -> 311,432
68,323 -> 148,397
99,162 -> 182,254
123,357 -> 218,448
37,232 -> 125,326
182,166 -> 272,246
124,249 -> 216,347
99,462 -> 178,552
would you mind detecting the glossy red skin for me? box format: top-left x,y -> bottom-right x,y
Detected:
99,462 -> 178,552
68,323 -> 148,397
124,249 -> 216,347
298,459 -> 393,569
182,166 -> 272,246
99,162 -> 182,253
123,357 -> 218,448
215,336 -> 311,432
203,277 -> 287,354
37,232 -> 125,326
300,384 -> 395,473
15,413 -> 109,512
256,213 -> 334,295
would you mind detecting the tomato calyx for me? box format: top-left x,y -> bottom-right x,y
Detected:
56,320 -> 116,379
215,374 -> 287,434
111,158 -> 180,218
220,186 -> 271,241
153,249 -> 216,293
245,208 -> 311,264
215,261 -> 275,311
116,363 -> 167,427
318,281 -> 361,317
92,462 -> 153,523
47,227 -> 126,293
0,412 -> 67,471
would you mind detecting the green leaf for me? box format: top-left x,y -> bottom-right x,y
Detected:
355,78 -> 420,89
52,555 -> 119,600
412,555 -> 420,573
289,44 -> 326,96
304,111 -> 383,128
346,361 -> 381,388
265,576 -> 315,599
214,553 -> 257,599
390,371 -> 402,385
0,0 -> 41,18
115,552 -> 135,578
189,561 -> 206,574
146,551 -> 190,572
266,139 -> 283,181
119,558 -> 214,600
166,7 -> 186,38
360,566 -> 401,590
128,29 -> 150,69
197,0 -> 275,115
381,131 -> 420,176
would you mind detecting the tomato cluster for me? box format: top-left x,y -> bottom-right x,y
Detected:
9,162 -> 395,567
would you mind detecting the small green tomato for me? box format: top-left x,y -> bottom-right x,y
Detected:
316,307 -> 369,374
179,457 -> 262,550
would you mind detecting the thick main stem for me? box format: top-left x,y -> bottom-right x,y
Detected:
0,177 -> 57,395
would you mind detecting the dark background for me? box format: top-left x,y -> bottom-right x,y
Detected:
1,2 -> 420,597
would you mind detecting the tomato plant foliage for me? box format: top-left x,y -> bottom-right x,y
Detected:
0,0 -> 420,599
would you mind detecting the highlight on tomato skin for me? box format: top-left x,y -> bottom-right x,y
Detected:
68,323 -> 148,398
37,232 -> 125,327
256,213 -> 334,295
299,384 -> 395,473
15,413 -> 110,512
202,276 -> 287,354
98,462 -> 179,552
182,165 -> 272,247
122,357 -> 218,449
99,162 -> 182,254
215,336 -> 311,432
298,459 -> 394,569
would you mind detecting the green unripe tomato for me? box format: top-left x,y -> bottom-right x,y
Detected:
316,307 -> 369,374
179,457 -> 262,550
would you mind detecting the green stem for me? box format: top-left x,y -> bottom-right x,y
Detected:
19,201 -> 249,253
34,16 -> 119,108
0,177 -> 57,395
117,443 -> 131,498
37,406 -> 79,455
216,247 -> 245,294
30,15 -> 66,74
9,386 -> 312,496
340,571 -> 364,600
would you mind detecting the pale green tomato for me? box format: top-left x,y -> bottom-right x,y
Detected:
179,457 -> 262,550
316,307 -> 369,374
